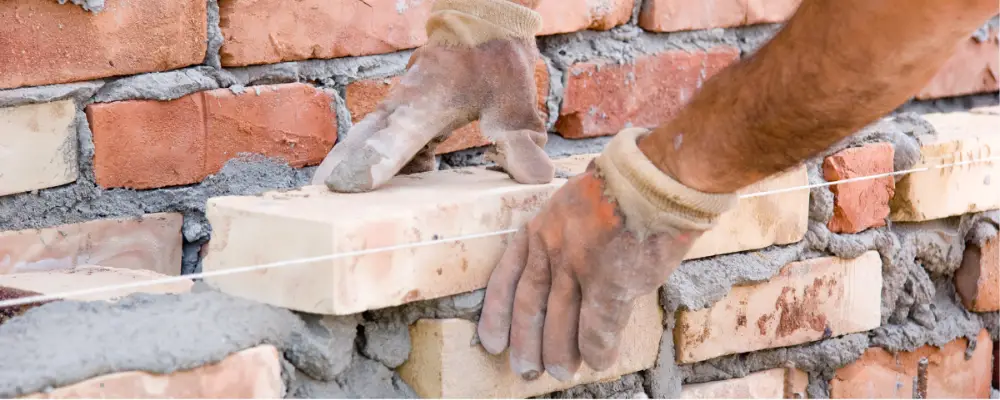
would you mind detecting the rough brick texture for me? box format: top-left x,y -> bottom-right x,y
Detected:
916,24 -> 999,100
889,112 -> 1000,221
0,0 -> 206,89
397,293 -> 660,398
0,100 -> 78,196
830,329 -> 994,398
556,47 -> 739,138
535,0 -> 634,35
640,0 -> 800,32
680,368 -> 808,399
218,0 -> 433,67
0,265 -> 193,302
22,345 -> 282,398
0,213 -> 182,276
955,235 -> 999,312
345,59 -> 549,154
86,83 -> 337,189
675,251 -> 883,364
823,143 -> 896,234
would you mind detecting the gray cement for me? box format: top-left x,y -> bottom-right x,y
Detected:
0,81 -> 104,108
57,0 -> 104,12
981,311 -> 999,341
205,0 -> 223,70
541,373 -> 647,399
642,309 -> 682,399
92,66 -> 236,103
871,279 -> 985,354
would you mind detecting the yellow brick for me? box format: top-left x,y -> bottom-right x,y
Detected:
0,100 -> 78,196
681,367 -> 808,399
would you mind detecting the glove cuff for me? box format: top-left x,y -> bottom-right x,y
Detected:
594,128 -> 739,235
427,0 -> 542,46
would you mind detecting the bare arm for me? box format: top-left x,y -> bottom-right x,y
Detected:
640,0 -> 998,193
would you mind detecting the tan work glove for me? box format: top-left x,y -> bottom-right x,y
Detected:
477,128 -> 739,381
311,0 -> 554,192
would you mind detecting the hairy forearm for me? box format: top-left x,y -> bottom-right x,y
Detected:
639,0 -> 997,193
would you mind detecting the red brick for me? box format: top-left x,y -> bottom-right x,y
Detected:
917,25 -> 999,100
218,0 -> 434,67
345,59 -> 550,154
955,235 -> 999,312
640,0 -> 800,32
830,329 -> 994,399
822,143 -> 896,234
535,0 -> 634,35
556,47 -> 739,138
0,0 -> 206,89
87,83 -> 337,189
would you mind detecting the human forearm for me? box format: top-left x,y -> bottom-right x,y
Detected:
639,0 -> 997,194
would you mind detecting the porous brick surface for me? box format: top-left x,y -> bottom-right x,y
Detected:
954,235 -> 999,312
675,251 -> 883,364
889,112 -> 1000,221
535,0 -> 634,35
86,83 -> 337,189
0,100 -> 78,196
0,0 -> 206,89
556,48 -> 739,138
397,293 -> 661,398
21,345 -> 282,398
0,213 -> 183,276
640,0 -> 800,32
829,329 -> 994,399
916,24 -> 999,100
680,367 -> 808,399
0,265 -> 193,302
823,143 -> 896,233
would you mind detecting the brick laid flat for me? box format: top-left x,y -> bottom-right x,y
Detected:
0,100 -> 78,196
639,0 -> 800,32
22,345 -> 282,399
889,112 -> 1000,221
535,0 -> 634,35
0,213 -> 182,276
829,329 -> 994,398
675,251 -> 883,364
397,293 -> 661,398
0,0 -> 206,89
0,265 -> 192,302
955,235 -> 999,312
680,367 -> 808,399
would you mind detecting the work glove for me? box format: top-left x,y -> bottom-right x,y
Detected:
476,128 -> 739,381
312,0 -> 554,192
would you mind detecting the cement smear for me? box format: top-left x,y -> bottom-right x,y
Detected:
642,309 -> 682,399
871,279 -> 985,354
205,0 -> 224,69
541,373 -> 647,399
981,311 -> 1000,341
93,66 -> 232,103
0,81 -> 103,108
57,0 -> 104,12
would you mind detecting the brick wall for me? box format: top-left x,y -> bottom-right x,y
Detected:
0,0 -> 997,398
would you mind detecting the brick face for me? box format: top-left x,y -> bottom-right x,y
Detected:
823,143 -> 896,234
87,83 -> 337,189
556,47 -> 740,138
0,0 -> 206,89
916,25 -> 999,100
680,368 -> 808,399
0,265 -> 193,302
0,100 -> 78,196
535,0 -> 634,35
640,0 -> 800,32
954,235 -> 999,312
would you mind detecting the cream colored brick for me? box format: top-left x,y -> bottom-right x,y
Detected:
22,345 -> 282,399
0,100 -> 78,196
890,112 -> 1000,221
675,251 -> 882,364
681,367 -> 808,399
0,265 -> 192,302
397,293 -> 661,398
0,213 -> 182,276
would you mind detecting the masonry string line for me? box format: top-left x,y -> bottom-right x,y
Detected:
0,155 -> 997,310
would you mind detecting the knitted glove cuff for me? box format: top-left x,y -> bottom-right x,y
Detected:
427,0 -> 542,46
594,128 -> 739,235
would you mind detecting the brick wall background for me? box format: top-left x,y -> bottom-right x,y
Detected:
0,0 -> 997,398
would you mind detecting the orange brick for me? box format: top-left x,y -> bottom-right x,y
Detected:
955,235 -> 999,312
345,59 -> 549,154
535,0 -> 634,35
556,47 -> 739,138
830,329 -> 994,399
87,83 -> 337,189
640,0 -> 799,32
917,25 -> 999,100
0,213 -> 182,276
823,143 -> 896,234
218,0 -> 433,67
0,0 -> 206,89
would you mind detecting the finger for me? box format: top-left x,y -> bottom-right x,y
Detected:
541,268 -> 582,382
478,229 -> 530,355
311,111 -> 387,186
485,129 -> 555,185
399,136 -> 446,175
508,235 -> 551,380
578,289 -> 635,372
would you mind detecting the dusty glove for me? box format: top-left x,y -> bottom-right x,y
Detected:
311,0 -> 554,192
476,127 -> 738,381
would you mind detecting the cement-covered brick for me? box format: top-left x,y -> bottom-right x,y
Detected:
823,143 -> 895,234
955,235 -> 999,312
680,367 -> 808,399
0,100 -> 78,196
0,0 -> 206,89
555,48 -> 739,138
0,265 -> 193,302
397,293 -> 660,398
20,345 -> 282,398
639,0 -> 799,32
0,213 -> 183,276
218,0 -> 433,67
916,24 -> 999,100
86,83 -> 337,189
535,0 -> 633,35
345,59 -> 549,154
889,112 -> 1000,222
675,251 -> 883,364
829,329 -> 994,398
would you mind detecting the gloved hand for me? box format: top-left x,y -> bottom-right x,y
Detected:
476,128 -> 739,381
312,0 -> 554,192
